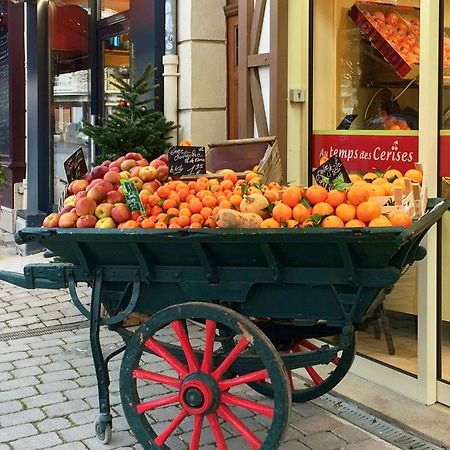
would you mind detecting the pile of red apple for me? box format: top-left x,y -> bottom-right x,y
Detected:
43,152 -> 169,229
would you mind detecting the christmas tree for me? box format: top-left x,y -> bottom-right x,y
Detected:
82,65 -> 176,164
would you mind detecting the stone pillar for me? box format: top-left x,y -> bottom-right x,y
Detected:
177,0 -> 227,146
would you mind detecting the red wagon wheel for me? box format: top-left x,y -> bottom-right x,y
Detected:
120,302 -> 291,449
248,336 -> 356,403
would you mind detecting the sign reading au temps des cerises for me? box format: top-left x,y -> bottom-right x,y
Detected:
312,134 -> 419,173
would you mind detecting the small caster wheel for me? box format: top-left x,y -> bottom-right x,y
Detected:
95,418 -> 112,445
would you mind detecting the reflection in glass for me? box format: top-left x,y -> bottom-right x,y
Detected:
101,0 -> 129,19
49,1 -> 90,204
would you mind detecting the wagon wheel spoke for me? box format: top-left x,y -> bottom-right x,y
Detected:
201,319 -> 216,373
219,369 -> 269,391
154,410 -> 188,447
189,415 -> 204,450
305,366 -> 324,385
170,320 -> 200,372
206,413 -> 228,450
212,336 -> 249,380
136,393 -> 179,414
217,404 -> 262,449
145,337 -> 189,377
221,392 -> 273,418
288,370 -> 296,391
132,368 -> 181,388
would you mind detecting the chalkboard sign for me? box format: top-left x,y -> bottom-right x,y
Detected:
64,147 -> 88,183
120,179 -> 145,213
168,146 -> 206,177
312,154 -> 351,190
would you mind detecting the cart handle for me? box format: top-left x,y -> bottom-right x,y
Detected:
67,269 -> 141,326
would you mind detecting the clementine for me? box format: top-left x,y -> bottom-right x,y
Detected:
321,215 -> 344,228
305,185 -> 328,205
356,200 -> 382,223
389,212 -> 413,227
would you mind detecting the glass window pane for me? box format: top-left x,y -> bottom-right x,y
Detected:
101,0 -> 129,19
312,0 -> 421,376
0,0 -> 9,157
50,1 -> 91,204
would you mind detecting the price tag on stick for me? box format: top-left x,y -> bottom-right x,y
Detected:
64,148 -> 88,183
312,155 -> 351,191
120,180 -> 145,215
168,146 -> 206,177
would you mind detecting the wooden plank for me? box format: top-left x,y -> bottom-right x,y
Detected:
248,53 -> 270,67
249,0 -> 267,55
238,0 -> 254,138
249,68 -> 269,137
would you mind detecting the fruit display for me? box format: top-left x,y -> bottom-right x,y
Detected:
42,150 -> 424,230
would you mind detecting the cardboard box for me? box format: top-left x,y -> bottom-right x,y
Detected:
349,1 -> 419,79
207,137 -> 283,184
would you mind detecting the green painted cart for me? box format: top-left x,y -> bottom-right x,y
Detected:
1,198 -> 449,450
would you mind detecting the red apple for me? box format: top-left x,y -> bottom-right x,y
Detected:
129,177 -> 144,191
84,172 -> 93,183
109,160 -> 121,170
105,190 -> 125,204
119,171 -> 131,180
42,213 -> 61,228
150,159 -> 166,169
129,166 -> 142,178
59,205 -> 75,214
69,179 -> 89,195
120,159 -> 137,171
95,203 -> 114,219
136,159 -> 149,167
91,165 -> 109,180
158,154 -> 169,165
87,185 -> 108,203
139,166 -> 158,182
156,165 -> 169,182
111,203 -> 131,224
86,178 -> 103,190
64,195 -> 77,207
75,197 -> 97,216
101,159 -> 112,167
118,220 -> 139,229
95,217 -> 117,228
109,166 -> 120,173
142,179 -> 161,193
76,214 -> 98,228
103,170 -> 121,184
125,152 -> 143,161
59,211 -> 79,228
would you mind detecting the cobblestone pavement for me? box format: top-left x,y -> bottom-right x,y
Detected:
0,269 -> 400,449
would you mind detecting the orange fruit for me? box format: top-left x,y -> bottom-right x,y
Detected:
157,185 -> 170,199
392,177 -> 406,194
292,203 -> 312,223
305,185 -> 328,205
383,169 -> 403,181
384,182 -> 395,196
220,179 -> 234,191
286,219 -> 299,228
356,200 -> 382,223
191,213 -> 205,225
345,219 -> 366,228
272,203 -> 293,223
369,216 -> 392,227
389,212 -> 413,227
404,169 -> 423,184
319,156 -> 329,165
245,171 -> 260,183
311,202 -> 334,217
229,194 -> 243,208
141,218 -> 155,229
335,203 -> 356,223
321,215 -> 344,228
189,222 -> 202,229
264,190 -> 280,203
282,186 -> 303,207
363,172 -> 378,182
220,169 -> 238,184
326,189 -> 347,208
372,177 -> 388,186
367,184 -> 385,197
347,184 -> 370,206
189,198 -> 204,214
349,173 -> 362,183
202,195 -> 217,208
260,218 -> 281,228
177,215 -> 191,228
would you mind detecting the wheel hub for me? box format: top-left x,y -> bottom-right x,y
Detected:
179,372 -> 220,415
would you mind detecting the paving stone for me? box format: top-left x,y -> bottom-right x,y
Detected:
0,408 -> 45,427
36,380 -> 78,394
36,417 -> 72,433
47,443 -> 88,450
0,400 -> 23,414
332,423 -> 374,443
10,431 -> 62,449
43,399 -> 90,418
0,376 -> 39,391
68,409 -> 98,426
23,391 -> 66,409
0,352 -> 28,364
28,337 -> 65,349
84,431 -> 140,449
60,423 -> 97,441
39,368 -> 79,383
290,414 -> 342,435
0,386 -> 38,402
13,356 -> 51,368
342,439 -> 396,449
39,360 -> 72,372
0,423 -> 38,443
10,365 -> 44,378
301,431 -> 347,449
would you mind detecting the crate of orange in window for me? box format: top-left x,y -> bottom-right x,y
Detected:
348,1 -> 420,79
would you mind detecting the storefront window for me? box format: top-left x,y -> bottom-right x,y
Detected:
0,0 -> 9,157
101,0 -> 129,19
49,1 -> 90,204
439,1 -> 450,386
313,0 -> 420,375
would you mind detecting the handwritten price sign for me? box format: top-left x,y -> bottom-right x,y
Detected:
168,146 -> 206,177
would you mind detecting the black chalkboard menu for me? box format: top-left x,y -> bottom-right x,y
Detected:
312,155 -> 351,191
168,146 -> 206,177
0,33 -> 9,156
64,147 -> 88,183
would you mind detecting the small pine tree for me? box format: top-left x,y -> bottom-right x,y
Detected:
82,65 -> 176,164
0,156 -> 7,185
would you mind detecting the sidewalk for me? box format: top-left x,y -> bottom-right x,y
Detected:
0,233 -> 416,449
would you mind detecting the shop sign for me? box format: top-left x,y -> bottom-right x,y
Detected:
312,134 -> 418,173
440,135 -> 450,177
